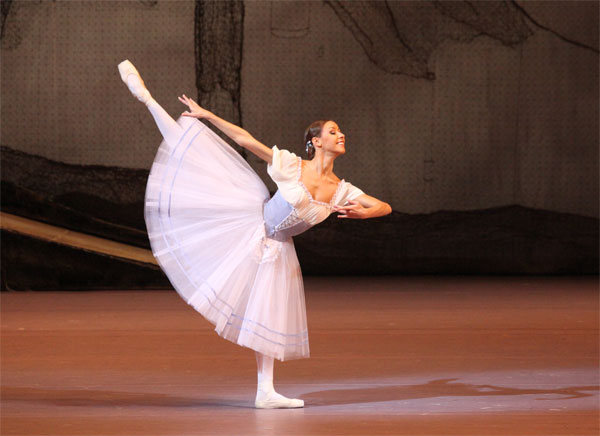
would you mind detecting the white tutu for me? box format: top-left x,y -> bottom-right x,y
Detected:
144,115 -> 309,361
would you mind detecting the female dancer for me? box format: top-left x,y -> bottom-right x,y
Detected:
118,60 -> 392,409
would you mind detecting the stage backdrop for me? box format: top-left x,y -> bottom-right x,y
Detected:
1,0 -> 598,290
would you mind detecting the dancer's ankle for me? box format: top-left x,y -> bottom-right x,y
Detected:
125,74 -> 152,105
257,375 -> 274,393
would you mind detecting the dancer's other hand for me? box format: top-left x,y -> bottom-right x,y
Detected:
333,195 -> 392,219
332,200 -> 368,219
179,94 -> 213,119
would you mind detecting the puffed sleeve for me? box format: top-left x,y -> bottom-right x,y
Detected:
267,145 -> 299,183
343,181 -> 366,203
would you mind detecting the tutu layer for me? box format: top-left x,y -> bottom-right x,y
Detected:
144,116 -> 309,361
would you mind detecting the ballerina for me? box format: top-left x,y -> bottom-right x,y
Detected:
118,59 -> 392,409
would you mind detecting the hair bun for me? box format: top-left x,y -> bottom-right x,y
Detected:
303,119 -> 329,160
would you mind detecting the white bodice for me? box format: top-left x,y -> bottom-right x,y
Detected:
266,146 -> 365,227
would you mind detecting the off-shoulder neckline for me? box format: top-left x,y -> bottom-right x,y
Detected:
296,156 -> 344,207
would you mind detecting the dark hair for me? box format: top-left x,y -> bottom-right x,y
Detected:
303,120 -> 330,160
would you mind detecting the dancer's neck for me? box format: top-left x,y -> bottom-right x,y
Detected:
306,153 -> 335,178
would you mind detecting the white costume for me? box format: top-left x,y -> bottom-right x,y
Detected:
144,116 -> 365,361
118,58 -> 365,407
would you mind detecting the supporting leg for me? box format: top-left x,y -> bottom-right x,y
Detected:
254,351 -> 304,409
255,350 -> 275,393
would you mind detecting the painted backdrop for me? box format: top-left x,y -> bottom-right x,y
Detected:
1,1 -> 598,289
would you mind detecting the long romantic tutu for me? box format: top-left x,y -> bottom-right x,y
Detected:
144,115 -> 310,361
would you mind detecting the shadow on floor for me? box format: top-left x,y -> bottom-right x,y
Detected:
1,386 -> 253,409
3,378 -> 598,409
301,378 -> 599,406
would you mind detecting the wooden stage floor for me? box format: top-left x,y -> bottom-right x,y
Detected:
1,276 -> 598,435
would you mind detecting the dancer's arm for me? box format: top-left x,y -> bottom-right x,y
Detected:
179,95 -> 273,164
332,194 -> 392,219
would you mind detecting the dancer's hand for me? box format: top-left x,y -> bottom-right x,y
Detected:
179,94 -> 213,119
332,200 -> 368,219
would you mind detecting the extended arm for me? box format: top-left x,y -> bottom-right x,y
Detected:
332,194 -> 392,219
179,94 -> 273,164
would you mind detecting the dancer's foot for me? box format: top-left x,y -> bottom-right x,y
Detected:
255,389 -> 304,409
118,59 -> 153,105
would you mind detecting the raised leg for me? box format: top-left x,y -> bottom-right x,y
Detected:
118,60 -> 184,147
146,98 -> 184,149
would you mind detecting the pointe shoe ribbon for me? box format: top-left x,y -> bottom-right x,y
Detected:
118,59 -> 152,105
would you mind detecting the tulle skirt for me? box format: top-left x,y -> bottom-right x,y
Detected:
144,115 -> 309,361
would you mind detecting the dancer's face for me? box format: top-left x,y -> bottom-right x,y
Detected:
313,121 -> 345,156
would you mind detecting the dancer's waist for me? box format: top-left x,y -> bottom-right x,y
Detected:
263,190 -> 311,241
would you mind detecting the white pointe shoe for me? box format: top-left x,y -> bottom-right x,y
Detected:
255,390 -> 304,409
117,59 -> 152,105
